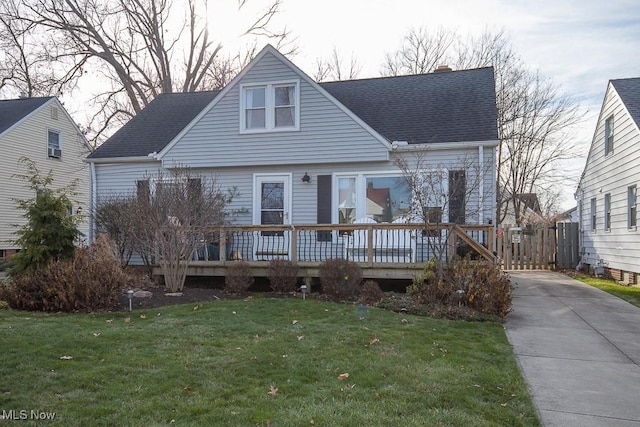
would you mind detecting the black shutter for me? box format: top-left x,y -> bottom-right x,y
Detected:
317,175 -> 332,242
136,180 -> 150,204
448,170 -> 466,224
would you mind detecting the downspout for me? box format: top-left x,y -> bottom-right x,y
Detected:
89,161 -> 97,245
478,145 -> 484,224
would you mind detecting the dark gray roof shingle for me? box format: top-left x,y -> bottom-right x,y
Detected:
611,77 -> 640,128
89,67 -> 497,159
0,97 -> 53,136
88,91 -> 220,159
321,67 -> 497,144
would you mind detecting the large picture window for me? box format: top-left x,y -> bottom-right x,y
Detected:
241,81 -> 299,132
335,172 -> 444,225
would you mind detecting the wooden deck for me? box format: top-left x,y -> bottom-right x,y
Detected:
151,223 -> 495,281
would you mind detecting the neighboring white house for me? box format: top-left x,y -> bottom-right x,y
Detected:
0,97 -> 92,259
576,77 -> 640,284
86,45 -> 499,264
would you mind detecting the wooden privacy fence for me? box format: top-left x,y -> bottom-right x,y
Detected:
496,222 -> 580,270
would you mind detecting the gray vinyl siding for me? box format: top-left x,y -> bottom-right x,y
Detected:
578,84 -> 640,274
163,51 -> 389,168
93,146 -> 495,227
0,99 -> 91,250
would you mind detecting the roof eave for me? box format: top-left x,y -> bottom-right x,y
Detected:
84,156 -> 161,164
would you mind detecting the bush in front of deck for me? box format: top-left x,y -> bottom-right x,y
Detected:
267,259 -> 300,292
225,261 -> 254,294
319,259 -> 362,301
358,280 -> 385,305
408,257 -> 513,318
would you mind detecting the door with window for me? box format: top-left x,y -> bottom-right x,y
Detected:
253,174 -> 291,260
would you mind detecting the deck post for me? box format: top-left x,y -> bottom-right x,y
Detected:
290,227 -> 298,262
219,227 -> 226,265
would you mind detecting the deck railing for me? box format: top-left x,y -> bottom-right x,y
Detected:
186,223 -> 495,267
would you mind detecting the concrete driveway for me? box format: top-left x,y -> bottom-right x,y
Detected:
506,271 -> 640,427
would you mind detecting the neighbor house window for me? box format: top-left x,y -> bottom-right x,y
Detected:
605,115 -> 614,155
48,130 -> 61,158
604,193 -> 611,231
591,198 -> 597,231
629,185 -> 637,229
241,81 -> 299,132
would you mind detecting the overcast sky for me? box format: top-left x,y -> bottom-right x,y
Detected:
221,0 -> 639,209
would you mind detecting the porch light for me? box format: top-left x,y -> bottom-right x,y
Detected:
300,284 -> 308,300
301,172 -> 311,183
127,289 -> 134,312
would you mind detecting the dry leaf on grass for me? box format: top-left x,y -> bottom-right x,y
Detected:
140,314 -> 147,319
123,317 -> 131,323
92,333 -> 101,337
59,356 -> 73,360
369,335 -> 380,345
297,335 -> 305,341
268,385 -> 278,397
292,320 -> 298,325
337,373 -> 349,381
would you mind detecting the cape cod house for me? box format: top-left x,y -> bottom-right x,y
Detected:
576,77 -> 640,284
0,97 -> 91,261
86,45 -> 498,279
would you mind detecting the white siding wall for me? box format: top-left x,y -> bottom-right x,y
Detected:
0,99 -> 91,250
578,84 -> 640,274
163,51 -> 389,168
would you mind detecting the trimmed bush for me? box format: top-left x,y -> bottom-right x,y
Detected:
319,258 -> 362,301
225,261 -> 254,294
358,280 -> 385,305
0,235 -> 129,312
267,259 -> 300,292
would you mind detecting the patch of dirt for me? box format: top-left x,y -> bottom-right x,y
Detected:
117,276 -> 284,311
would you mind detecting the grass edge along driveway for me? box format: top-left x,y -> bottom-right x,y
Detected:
0,298 -> 539,426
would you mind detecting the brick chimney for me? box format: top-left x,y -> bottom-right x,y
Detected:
434,65 -> 453,73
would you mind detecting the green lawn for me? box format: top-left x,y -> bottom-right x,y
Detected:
0,298 -> 539,426
573,274 -> 640,307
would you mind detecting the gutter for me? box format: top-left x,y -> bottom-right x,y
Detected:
391,140 -> 500,152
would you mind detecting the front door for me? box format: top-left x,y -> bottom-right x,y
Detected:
253,174 -> 291,260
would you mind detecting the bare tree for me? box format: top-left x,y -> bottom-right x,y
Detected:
1,0 -> 292,142
95,167 -> 234,291
394,151 -> 493,277
381,27 -> 455,76
313,47 -> 361,82
383,28 -> 583,223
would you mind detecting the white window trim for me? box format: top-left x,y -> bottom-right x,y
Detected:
629,185 -> 638,230
605,115 -> 614,156
240,80 -> 300,134
47,128 -> 62,158
332,170 -> 449,224
604,193 -> 611,232
252,173 -> 293,225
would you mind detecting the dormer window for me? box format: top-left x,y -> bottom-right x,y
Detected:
240,81 -> 299,133
605,115 -> 614,155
